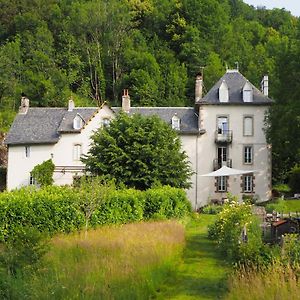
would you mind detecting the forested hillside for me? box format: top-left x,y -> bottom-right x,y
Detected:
1,0 -> 299,182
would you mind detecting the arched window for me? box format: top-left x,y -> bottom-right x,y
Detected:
243,82 -> 253,102
219,81 -> 229,102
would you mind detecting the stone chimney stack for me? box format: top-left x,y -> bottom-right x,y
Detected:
68,97 -> 75,112
261,75 -> 269,97
195,74 -> 203,102
19,94 -> 29,114
122,89 -> 130,113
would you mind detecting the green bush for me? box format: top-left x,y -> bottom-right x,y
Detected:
289,165 -> 300,193
281,234 -> 300,267
31,159 -> 55,187
202,204 -> 223,215
208,196 -> 269,266
0,185 -> 191,241
143,186 -> 191,220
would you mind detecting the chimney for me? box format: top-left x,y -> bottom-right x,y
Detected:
19,94 -> 29,114
261,75 -> 269,97
195,74 -> 203,102
68,97 -> 75,111
122,89 -> 130,113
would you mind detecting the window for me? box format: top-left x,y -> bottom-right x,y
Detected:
243,82 -> 253,102
29,174 -> 36,186
171,114 -> 180,130
243,116 -> 253,136
25,146 -> 30,158
73,115 -> 83,130
217,176 -> 227,192
217,116 -> 228,134
102,118 -> 110,128
73,144 -> 82,161
243,175 -> 253,193
219,81 -> 229,102
244,146 -> 253,164
217,147 -> 227,167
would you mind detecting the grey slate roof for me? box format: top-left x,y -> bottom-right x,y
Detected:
5,108 -> 98,145
5,105 -> 199,145
198,70 -> 273,105
58,108 -> 98,132
112,107 -> 199,134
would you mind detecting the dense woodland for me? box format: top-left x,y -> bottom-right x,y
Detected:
0,0 -> 299,182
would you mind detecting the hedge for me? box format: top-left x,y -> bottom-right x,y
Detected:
0,185 -> 191,241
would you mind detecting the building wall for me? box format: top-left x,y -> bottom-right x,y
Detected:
195,104 -> 272,207
7,105 -> 115,190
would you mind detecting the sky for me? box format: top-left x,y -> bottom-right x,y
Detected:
243,0 -> 300,16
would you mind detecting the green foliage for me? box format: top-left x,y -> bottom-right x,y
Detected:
208,195 -> 268,266
0,227 -> 48,277
265,199 -> 288,213
31,159 -> 55,187
202,204 -> 224,215
273,183 -> 291,196
83,113 -> 193,190
281,234 -> 300,267
0,185 -> 191,241
143,186 -> 192,220
289,165 -> 300,193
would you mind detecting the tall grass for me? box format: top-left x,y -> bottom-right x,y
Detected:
225,263 -> 300,300
8,220 -> 185,299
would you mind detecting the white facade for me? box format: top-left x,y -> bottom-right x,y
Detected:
7,105 -> 114,190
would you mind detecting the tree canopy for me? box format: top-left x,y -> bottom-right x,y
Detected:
0,0 -> 300,182
83,113 -> 193,190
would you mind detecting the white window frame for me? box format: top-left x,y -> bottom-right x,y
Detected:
243,116 -> 253,136
73,115 -> 83,130
171,115 -> 180,130
244,146 -> 253,164
73,144 -> 82,161
102,118 -> 110,128
243,175 -> 253,193
29,174 -> 37,186
25,146 -> 31,158
217,176 -> 227,192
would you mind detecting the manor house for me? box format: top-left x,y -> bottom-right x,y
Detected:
5,70 -> 272,209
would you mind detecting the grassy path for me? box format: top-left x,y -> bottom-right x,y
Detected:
155,214 -> 230,299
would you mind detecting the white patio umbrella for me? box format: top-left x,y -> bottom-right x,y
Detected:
200,166 -> 258,177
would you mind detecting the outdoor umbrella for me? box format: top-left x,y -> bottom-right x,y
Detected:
200,166 -> 258,177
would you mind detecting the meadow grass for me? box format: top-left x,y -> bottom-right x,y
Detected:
225,263 -> 300,300
4,220 -> 185,299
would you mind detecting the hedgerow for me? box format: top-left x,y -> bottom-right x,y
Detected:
0,184 -> 191,241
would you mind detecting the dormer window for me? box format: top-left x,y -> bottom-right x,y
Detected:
243,81 -> 253,102
73,114 -> 84,130
219,81 -> 229,102
172,114 -> 180,130
102,118 -> 110,128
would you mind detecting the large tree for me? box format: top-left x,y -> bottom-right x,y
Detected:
83,113 -> 193,190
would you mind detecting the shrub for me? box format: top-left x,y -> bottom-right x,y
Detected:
143,186 -> 191,220
0,185 -> 190,241
0,227 -> 48,276
289,165 -> 300,193
281,234 -> 300,267
208,195 -> 268,266
31,159 -> 55,187
202,204 -> 223,215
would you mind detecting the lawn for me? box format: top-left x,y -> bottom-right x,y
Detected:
155,214 -> 230,299
265,199 -> 300,213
